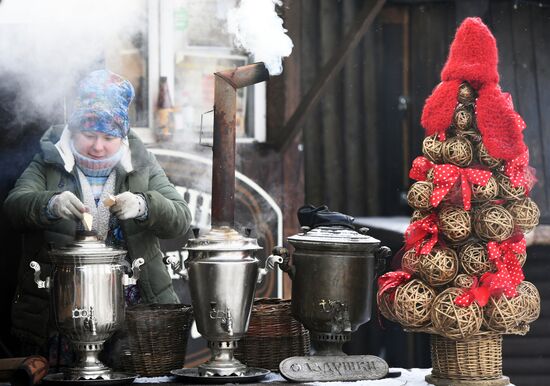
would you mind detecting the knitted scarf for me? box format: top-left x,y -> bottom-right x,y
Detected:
70,140 -> 125,201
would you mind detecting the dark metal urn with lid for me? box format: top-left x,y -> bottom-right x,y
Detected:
278,225 -> 391,357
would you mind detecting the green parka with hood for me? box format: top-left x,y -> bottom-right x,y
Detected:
3,124 -> 192,346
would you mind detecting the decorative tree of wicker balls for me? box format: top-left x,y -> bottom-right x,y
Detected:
423,134 -> 444,163
442,136 -> 474,167
377,292 -> 398,323
431,288 -> 483,340
453,106 -> 474,132
459,242 -> 495,276
471,176 -> 499,202
506,198 -> 540,233
516,281 -> 540,324
484,294 -> 528,334
393,279 -> 437,328
496,173 -> 526,200
402,249 -> 422,274
473,205 -> 514,242
438,206 -> 472,242
454,274 -> 476,288
407,181 -> 434,210
418,247 -> 458,286
457,82 -> 476,105
477,142 -> 503,169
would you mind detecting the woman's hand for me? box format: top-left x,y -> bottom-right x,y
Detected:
48,191 -> 87,221
111,192 -> 147,220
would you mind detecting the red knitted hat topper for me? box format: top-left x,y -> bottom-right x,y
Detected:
421,17 -> 527,161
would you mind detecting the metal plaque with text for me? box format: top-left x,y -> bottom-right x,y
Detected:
279,355 -> 389,382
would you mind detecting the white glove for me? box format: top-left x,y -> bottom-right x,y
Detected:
47,191 -> 86,221
111,192 -> 147,220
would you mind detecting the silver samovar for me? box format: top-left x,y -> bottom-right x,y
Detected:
275,224 -> 393,382
30,232 -> 143,381
169,227 -> 281,377
166,63 -> 281,382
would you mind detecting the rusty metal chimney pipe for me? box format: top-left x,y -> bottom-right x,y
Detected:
212,63 -> 270,227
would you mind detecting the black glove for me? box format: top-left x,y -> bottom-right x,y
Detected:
297,205 -> 355,229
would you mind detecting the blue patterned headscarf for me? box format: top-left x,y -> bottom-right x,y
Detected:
69,70 -> 135,138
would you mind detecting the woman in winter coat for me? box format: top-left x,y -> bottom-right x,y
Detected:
3,70 -> 192,354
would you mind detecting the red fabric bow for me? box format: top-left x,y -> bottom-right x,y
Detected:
483,235 -> 526,298
504,150 -> 536,193
409,156 -> 435,181
404,214 -> 439,255
430,164 -> 492,210
377,271 -> 411,304
454,277 -> 490,307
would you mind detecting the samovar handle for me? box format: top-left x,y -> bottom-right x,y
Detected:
257,252 -> 284,284
374,246 -> 392,275
163,253 -> 189,280
272,246 -> 295,280
29,261 -> 50,289
122,258 -> 145,286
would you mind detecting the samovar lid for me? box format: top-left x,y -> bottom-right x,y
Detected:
186,226 -> 262,251
287,225 -> 380,248
49,232 -> 127,263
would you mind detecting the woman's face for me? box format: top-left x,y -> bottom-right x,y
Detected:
73,131 -> 122,159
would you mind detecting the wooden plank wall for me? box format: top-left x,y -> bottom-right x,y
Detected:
297,0 -> 550,222
289,1 -> 550,384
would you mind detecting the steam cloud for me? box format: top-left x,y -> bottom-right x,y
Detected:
228,0 -> 293,76
0,0 -> 145,124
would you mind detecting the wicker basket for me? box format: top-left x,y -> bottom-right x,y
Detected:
234,298 -> 310,371
121,304 -> 193,377
428,332 -> 510,385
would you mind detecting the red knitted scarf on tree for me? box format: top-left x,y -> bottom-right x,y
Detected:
420,17 -> 526,161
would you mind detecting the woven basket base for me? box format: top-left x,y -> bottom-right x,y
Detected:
426,374 -> 510,386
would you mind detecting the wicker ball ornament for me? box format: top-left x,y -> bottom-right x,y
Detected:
474,205 -> 514,242
459,242 -> 495,276
477,142 -> 502,169
407,181 -> 434,210
497,174 -> 526,200
442,136 -> 474,167
411,210 -> 430,223
484,294 -> 528,334
402,249 -> 421,274
378,292 -> 398,323
438,206 -> 472,243
517,281 -> 540,324
471,176 -> 498,202
506,198 -> 540,233
393,279 -> 437,328
453,274 -> 476,288
418,246 -> 458,286
457,82 -> 476,105
453,106 -> 474,132
431,288 -> 483,340
422,135 -> 444,163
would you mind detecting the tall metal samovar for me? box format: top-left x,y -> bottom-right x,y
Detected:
275,218 -> 393,382
30,232 -> 143,381
167,63 -> 281,381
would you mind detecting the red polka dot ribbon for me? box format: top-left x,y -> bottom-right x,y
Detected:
377,271 -> 412,303
431,164 -> 492,210
505,150 -> 536,193
409,156 -> 435,181
404,214 -> 439,255
454,276 -> 490,307
484,235 -> 526,298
